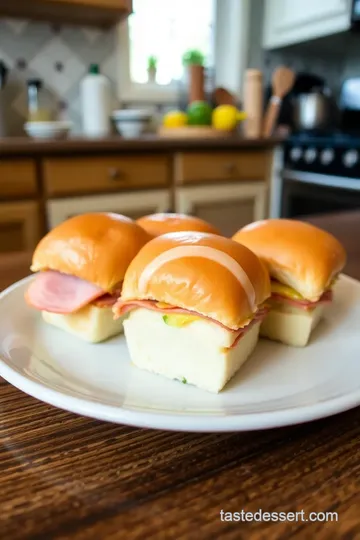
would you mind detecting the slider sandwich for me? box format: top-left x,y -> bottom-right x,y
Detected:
113,232 -> 270,393
136,213 -> 220,237
25,213 -> 149,343
233,219 -> 346,347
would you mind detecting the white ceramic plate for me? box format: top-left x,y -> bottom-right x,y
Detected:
0,275 -> 360,432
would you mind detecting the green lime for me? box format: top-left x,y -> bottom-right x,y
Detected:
187,101 -> 212,126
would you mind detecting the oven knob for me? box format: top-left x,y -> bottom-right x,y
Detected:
320,148 -> 334,165
343,150 -> 359,168
304,147 -> 317,163
290,147 -> 302,161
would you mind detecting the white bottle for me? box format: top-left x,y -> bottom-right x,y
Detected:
81,64 -> 111,138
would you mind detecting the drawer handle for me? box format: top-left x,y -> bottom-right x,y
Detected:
108,168 -> 125,181
224,163 -> 238,174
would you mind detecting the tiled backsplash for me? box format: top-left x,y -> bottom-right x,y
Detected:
0,18 -> 119,135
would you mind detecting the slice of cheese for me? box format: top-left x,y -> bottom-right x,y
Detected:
270,281 -> 303,300
123,308 -> 260,393
270,277 -> 337,301
42,305 -> 125,343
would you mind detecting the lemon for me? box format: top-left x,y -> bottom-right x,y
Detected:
212,105 -> 246,131
163,110 -> 188,128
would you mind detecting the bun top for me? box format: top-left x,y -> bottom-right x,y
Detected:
31,213 -> 150,292
136,213 -> 221,237
120,232 -> 270,329
232,219 -> 346,301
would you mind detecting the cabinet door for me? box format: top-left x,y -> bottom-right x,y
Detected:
0,160 -> 37,198
263,0 -> 350,49
0,201 -> 41,253
176,183 -> 268,238
47,190 -> 171,229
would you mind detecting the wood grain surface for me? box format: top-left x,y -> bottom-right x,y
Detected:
1,212 -> 360,539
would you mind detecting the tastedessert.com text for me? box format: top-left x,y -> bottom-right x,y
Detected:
219,509 -> 338,523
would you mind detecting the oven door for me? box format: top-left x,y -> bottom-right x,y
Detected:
281,177 -> 360,218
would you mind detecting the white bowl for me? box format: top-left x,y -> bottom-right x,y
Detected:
24,121 -> 73,140
112,109 -> 152,138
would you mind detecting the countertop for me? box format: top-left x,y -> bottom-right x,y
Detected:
1,211 -> 360,539
0,135 -> 283,156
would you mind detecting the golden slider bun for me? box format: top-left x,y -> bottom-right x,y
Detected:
120,232 -> 271,330
232,219 -> 346,301
136,213 -> 221,237
31,213 -> 150,292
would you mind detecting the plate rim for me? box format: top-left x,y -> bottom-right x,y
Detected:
0,274 -> 360,433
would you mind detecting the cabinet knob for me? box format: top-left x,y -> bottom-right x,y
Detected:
108,168 -> 124,181
224,163 -> 237,174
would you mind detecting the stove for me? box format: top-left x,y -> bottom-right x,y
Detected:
274,76 -> 360,218
284,131 -> 360,180
273,130 -> 360,219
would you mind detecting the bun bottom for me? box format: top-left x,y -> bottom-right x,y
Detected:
42,305 -> 125,343
123,308 -> 260,393
260,305 -> 326,347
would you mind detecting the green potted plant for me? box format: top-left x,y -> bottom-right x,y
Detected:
182,49 -> 205,103
182,49 -> 205,67
147,55 -> 157,83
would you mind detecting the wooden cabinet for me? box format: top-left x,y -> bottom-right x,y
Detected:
0,144 -> 276,250
176,151 -> 269,184
263,0 -> 351,49
0,160 -> 37,199
46,190 -> 171,229
176,183 -> 268,237
0,201 -> 41,253
43,155 -> 170,197
0,0 -> 132,27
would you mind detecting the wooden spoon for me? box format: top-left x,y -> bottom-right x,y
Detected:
262,66 -> 295,137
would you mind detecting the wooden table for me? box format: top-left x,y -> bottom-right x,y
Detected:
1,212 -> 360,539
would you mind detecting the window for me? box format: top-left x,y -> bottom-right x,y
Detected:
128,0 -> 215,86
117,0 -> 250,103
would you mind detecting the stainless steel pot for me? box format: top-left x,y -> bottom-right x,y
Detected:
293,92 -> 335,130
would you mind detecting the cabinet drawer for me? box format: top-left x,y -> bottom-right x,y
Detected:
43,155 -> 170,196
0,201 -> 41,253
177,151 -> 270,184
0,160 -> 37,197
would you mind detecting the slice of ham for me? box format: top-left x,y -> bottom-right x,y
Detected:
93,294 -> 118,308
114,297 -> 268,337
271,290 -> 333,311
226,308 -> 268,349
25,271 -> 105,314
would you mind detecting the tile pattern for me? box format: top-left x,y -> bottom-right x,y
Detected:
0,18 -> 119,135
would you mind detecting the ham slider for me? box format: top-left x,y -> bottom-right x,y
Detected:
113,232 -> 270,393
25,213 -> 149,343
232,219 -> 347,347
136,213 -> 221,237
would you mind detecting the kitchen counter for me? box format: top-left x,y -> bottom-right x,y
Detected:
0,210 -> 360,539
0,135 -> 283,156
